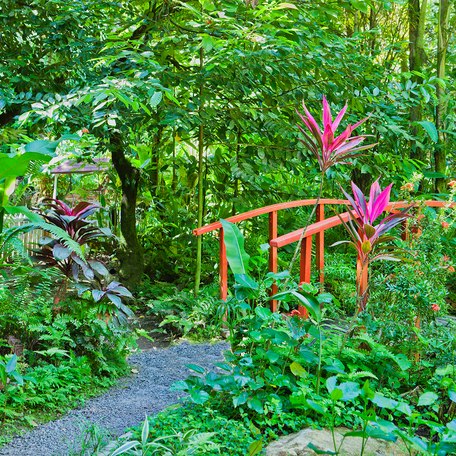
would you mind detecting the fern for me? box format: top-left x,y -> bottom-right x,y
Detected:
1,221 -> 84,260
342,370 -> 378,381
351,333 -> 411,371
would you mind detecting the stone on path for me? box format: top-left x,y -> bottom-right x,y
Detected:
266,427 -> 407,456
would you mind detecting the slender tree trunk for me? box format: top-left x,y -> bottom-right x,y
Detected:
172,127 -> 177,191
194,46 -> 205,295
232,128 -> 241,216
408,0 -> 428,163
109,133 -> 144,285
369,6 -> 377,54
435,0 -> 450,193
150,125 -> 163,196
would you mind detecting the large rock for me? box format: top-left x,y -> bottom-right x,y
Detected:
266,427 -> 407,456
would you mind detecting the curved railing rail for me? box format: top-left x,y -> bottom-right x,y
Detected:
194,199 -> 455,315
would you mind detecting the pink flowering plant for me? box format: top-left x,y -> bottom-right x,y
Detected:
287,97 -> 377,277
335,179 -> 411,309
296,96 -> 376,172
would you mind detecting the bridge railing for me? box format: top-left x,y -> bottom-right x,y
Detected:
193,199 -> 454,315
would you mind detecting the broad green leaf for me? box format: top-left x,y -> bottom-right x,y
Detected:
436,365 -> 453,376
265,350 -> 280,363
255,307 -> 272,320
299,346 -> 319,364
423,170 -> 447,179
6,355 -> 17,374
290,362 -> 307,378
275,2 -> 299,9
330,388 -> 343,401
247,397 -> 264,414
307,442 -> 337,454
326,376 -> 337,393
372,393 -> 398,410
394,354 -> 412,371
189,389 -> 209,404
202,35 -> 214,52
364,424 -> 397,442
351,0 -> 369,13
396,402 -> 412,417
171,380 -> 188,391
449,389 -> 456,403
111,440 -> 140,456
274,290 -> 321,321
418,121 -> 438,143
248,440 -> 263,456
149,91 -> 163,108
417,391 -> 439,407
234,273 -> 258,290
186,364 -> 206,374
220,219 -> 250,275
306,399 -> 325,414
394,431 -> 428,452
233,391 -> 249,407
339,381 -> 361,401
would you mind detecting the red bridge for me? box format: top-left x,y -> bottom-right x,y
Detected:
194,199 -> 454,316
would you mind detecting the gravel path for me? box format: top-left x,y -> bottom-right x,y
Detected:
0,342 -> 228,456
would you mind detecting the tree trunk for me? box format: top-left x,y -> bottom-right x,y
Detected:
408,0 -> 428,164
434,0 -> 450,193
194,46 -> 205,295
109,133 -> 144,285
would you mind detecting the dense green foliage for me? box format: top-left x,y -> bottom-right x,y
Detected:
1,0 -> 455,284
0,0 -> 455,453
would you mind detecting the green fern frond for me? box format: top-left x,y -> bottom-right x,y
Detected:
2,222 -> 84,260
343,370 -> 378,381
352,333 -> 410,371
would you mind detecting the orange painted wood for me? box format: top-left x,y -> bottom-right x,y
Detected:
219,228 -> 228,301
300,235 -> 312,284
194,199 -> 455,237
269,211 -> 278,312
271,211 -> 355,248
298,236 -> 312,318
315,204 -> 325,284
193,199 -> 350,236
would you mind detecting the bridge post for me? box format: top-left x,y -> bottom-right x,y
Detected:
316,203 -> 325,284
219,228 -> 228,300
299,235 -> 312,318
269,211 -> 278,311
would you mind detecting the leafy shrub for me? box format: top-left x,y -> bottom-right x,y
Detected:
144,285 -> 222,340
108,404 -> 259,456
368,217 -> 451,354
323,252 -> 357,315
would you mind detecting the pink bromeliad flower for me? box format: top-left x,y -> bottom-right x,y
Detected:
296,96 -> 376,172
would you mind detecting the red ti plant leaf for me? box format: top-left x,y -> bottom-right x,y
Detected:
296,96 -> 376,172
340,179 -> 411,268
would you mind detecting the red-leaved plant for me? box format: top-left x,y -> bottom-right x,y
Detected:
296,96 -> 376,172
336,179 -> 410,310
34,199 -> 133,319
